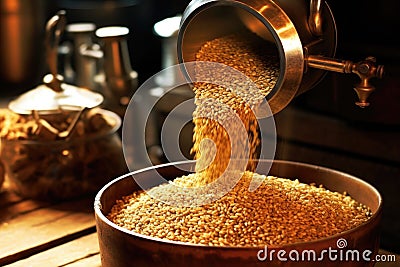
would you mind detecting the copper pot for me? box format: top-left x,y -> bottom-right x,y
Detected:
94,160 -> 382,267
177,0 -> 337,115
177,0 -> 384,114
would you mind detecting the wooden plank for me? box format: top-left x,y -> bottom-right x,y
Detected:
4,233 -> 101,267
0,180 -> 52,223
0,199 -> 48,223
64,254 -> 101,267
0,197 -> 96,266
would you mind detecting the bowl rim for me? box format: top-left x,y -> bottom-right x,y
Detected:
94,159 -> 383,249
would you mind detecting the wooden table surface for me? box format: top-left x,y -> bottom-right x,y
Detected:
0,178 -> 398,267
0,181 -> 101,267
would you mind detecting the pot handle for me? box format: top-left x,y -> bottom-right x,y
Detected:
309,0 -> 323,36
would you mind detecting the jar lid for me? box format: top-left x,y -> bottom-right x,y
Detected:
8,80 -> 104,114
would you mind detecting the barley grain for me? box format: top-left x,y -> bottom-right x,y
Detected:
108,171 -> 372,246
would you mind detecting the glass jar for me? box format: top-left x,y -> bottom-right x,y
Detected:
1,109 -> 127,201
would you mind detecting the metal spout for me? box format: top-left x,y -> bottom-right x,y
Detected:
306,55 -> 384,107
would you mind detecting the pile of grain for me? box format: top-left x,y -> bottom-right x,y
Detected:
109,171 -> 372,246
